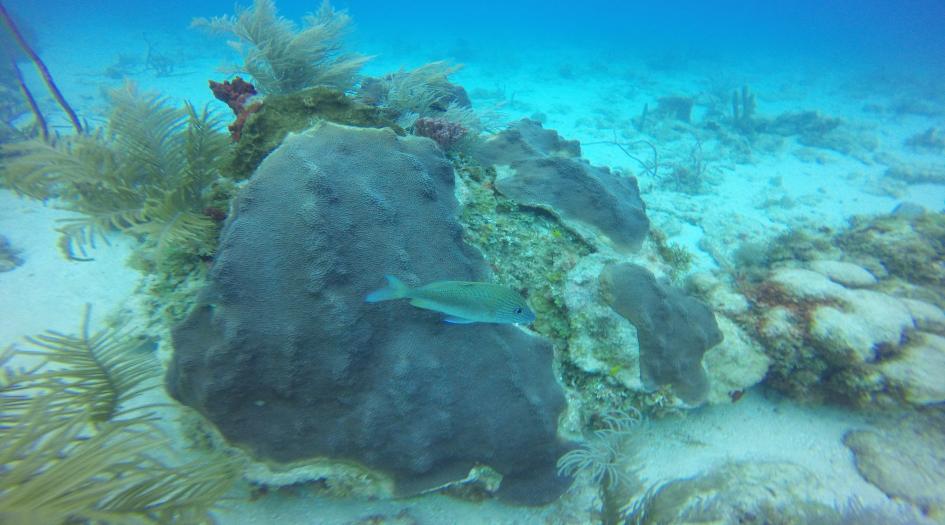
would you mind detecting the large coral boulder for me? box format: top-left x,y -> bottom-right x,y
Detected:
166,123 -> 571,505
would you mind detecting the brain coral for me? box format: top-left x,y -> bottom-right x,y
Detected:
166,122 -> 572,505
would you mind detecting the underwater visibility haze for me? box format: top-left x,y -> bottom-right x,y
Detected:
1,0 -> 944,523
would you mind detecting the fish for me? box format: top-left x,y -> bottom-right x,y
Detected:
365,275 -> 536,325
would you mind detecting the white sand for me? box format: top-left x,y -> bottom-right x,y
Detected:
634,392 -> 888,507
0,190 -> 140,350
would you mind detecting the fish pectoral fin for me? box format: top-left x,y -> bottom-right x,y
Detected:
443,316 -> 477,324
409,298 -> 436,309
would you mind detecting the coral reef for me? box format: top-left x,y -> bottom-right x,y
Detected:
453,155 -> 591,343
837,212 -> 945,288
745,257 -> 944,406
166,123 -> 572,505
355,62 -> 481,151
193,0 -> 369,94
476,119 -> 650,253
559,256 -> 768,413
599,263 -> 723,406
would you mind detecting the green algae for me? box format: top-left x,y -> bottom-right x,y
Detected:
232,86 -> 400,178
649,228 -> 695,283
453,154 -> 592,343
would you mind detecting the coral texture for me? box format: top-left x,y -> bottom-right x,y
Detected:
166,122 -> 572,505
413,116 -> 467,150
845,424 -> 945,517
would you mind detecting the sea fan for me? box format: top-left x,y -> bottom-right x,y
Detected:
0,308 -> 239,524
194,0 -> 370,94
0,395 -> 238,524
556,409 -> 642,490
17,304 -> 160,422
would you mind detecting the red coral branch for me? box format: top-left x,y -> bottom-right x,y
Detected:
209,77 -> 261,142
413,117 -> 467,150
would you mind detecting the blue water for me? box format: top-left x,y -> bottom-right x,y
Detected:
17,0 -> 945,64
3,0 -> 945,523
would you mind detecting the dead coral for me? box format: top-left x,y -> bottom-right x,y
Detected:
838,212 -> 945,289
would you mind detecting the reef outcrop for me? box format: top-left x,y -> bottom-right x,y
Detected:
166,122 -> 571,505
475,119 -> 650,253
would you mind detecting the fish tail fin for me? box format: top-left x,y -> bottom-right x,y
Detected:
365,275 -> 410,303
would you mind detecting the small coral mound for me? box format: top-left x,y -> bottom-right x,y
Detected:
600,263 -> 723,406
838,212 -> 945,288
845,415 -> 945,520
625,461 -> 932,525
475,119 -> 650,253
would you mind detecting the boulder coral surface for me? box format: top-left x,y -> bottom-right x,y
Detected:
166,122 -> 572,505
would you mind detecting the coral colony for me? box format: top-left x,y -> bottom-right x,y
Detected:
209,77 -> 262,141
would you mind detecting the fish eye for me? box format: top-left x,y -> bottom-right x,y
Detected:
515,307 -> 523,314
